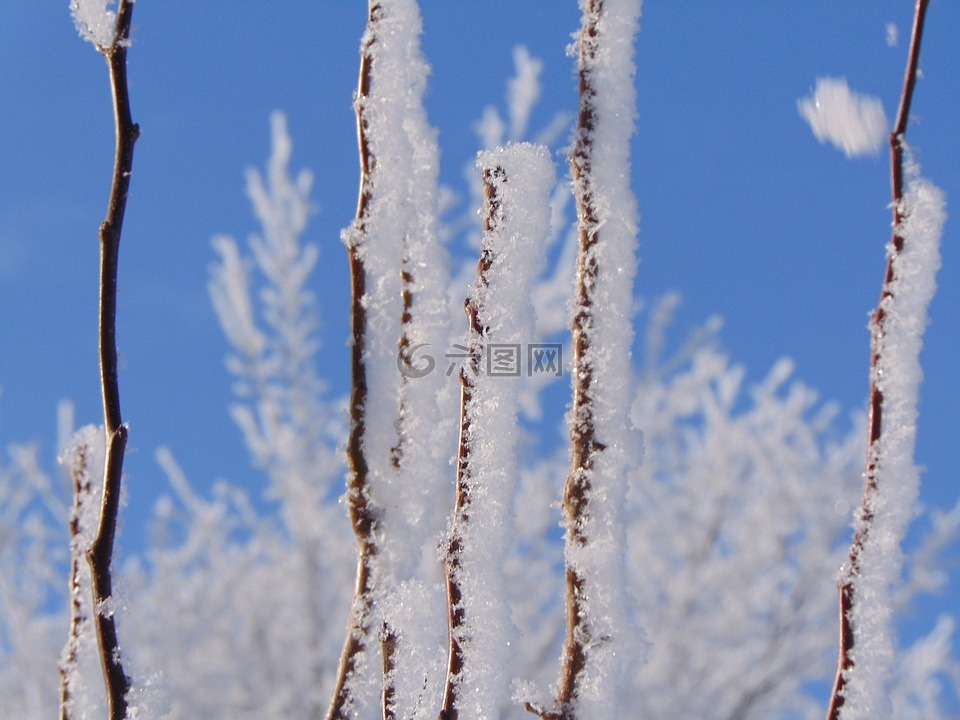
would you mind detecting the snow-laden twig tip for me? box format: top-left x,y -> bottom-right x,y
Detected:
70,0 -> 117,49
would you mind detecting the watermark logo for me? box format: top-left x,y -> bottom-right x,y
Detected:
487,344 -> 521,377
397,343 -> 563,379
396,342 -> 436,379
528,343 -> 562,377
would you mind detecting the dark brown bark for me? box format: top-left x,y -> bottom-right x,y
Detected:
825,1 -> 930,717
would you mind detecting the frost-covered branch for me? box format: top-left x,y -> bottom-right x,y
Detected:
538,1 -> 643,718
58,427 -> 107,720
67,3 -> 139,717
440,146 -> 553,720
329,2 -> 450,717
827,2 -> 946,718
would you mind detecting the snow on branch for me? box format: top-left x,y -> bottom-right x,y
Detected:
440,144 -> 554,720
534,1 -> 644,718
328,1 -> 450,717
834,153 -> 946,720
70,0 -> 117,50
58,427 -> 108,720
827,2 -> 947,718
63,2 -> 139,717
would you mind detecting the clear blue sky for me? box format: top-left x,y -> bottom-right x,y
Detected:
1,1 -> 958,655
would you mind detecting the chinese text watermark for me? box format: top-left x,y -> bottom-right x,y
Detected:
397,343 -> 563,379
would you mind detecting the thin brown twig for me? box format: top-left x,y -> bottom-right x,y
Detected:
825,1 -> 930,717
70,3 -> 140,718
326,4 -> 384,719
438,166 -> 504,720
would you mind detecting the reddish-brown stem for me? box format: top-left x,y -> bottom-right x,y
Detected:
825,1 -> 929,717
438,167 -> 503,720
326,5 -> 383,719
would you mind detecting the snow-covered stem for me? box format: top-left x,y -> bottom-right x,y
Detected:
441,146 -> 554,720
538,1 -> 642,718
438,169 -> 496,720
827,1 -> 938,718
70,3 -> 139,718
58,441 -> 93,720
329,1 -> 448,715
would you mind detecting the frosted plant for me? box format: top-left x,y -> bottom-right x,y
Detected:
524,2 -> 647,718
119,448 -> 345,720
625,320 -> 864,719
58,424 -> 108,720
4,3 -> 960,719
439,145 -> 555,719
827,3 -> 950,718
209,111 -> 341,537
64,2 -> 140,716
208,111 -> 350,719
328,1 -> 452,717
0,433 -> 69,719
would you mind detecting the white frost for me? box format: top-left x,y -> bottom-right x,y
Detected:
451,143 -> 555,719
797,77 -> 888,158
70,0 -> 116,48
841,153 -> 947,720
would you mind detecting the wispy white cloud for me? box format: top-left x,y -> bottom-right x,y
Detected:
797,77 -> 888,158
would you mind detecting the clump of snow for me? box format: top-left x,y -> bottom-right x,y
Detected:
70,0 -> 117,49
797,77 -> 888,158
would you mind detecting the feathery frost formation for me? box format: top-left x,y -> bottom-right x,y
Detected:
207,112 -> 349,719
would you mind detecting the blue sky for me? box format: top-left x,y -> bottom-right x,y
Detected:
1,0 -> 958,661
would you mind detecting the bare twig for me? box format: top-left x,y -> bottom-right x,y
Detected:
65,3 -> 141,718
438,166 -> 503,720
826,1 -> 930,717
326,4 -> 384,718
